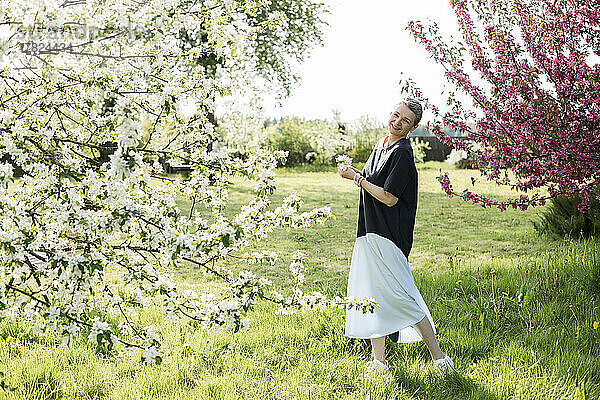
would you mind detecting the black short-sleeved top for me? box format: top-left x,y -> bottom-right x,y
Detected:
356,137 -> 418,259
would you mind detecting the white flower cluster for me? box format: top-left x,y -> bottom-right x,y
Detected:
308,123 -> 352,164
240,250 -> 278,266
273,253 -> 378,316
0,163 -> 13,187
88,317 -> 111,344
142,345 -> 161,364
116,117 -> 142,150
335,155 -> 353,171
409,138 -> 431,164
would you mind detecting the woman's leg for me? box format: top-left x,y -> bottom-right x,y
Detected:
413,316 -> 445,360
370,336 -> 386,363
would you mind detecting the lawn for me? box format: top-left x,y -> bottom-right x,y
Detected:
1,163 -> 599,400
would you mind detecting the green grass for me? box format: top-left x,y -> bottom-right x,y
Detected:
1,163 -> 599,399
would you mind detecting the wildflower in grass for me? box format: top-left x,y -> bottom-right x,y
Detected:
456,280 -> 462,285
240,317 -> 250,331
142,345 -> 161,364
594,321 -> 599,330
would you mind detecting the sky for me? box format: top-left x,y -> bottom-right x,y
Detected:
261,0 -> 463,124
0,1 -> 465,125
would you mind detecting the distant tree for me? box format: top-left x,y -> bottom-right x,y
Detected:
216,109 -> 268,156
180,0 -> 329,147
345,115 -> 386,162
243,0 -> 328,96
405,0 -> 600,211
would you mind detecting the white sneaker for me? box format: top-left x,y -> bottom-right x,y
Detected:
364,359 -> 390,376
433,355 -> 455,374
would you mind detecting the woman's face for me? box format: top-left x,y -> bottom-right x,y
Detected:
388,103 -> 417,138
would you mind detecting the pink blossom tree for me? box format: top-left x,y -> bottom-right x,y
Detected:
405,0 -> 600,211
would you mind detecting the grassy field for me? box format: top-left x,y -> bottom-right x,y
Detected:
1,163 -> 599,399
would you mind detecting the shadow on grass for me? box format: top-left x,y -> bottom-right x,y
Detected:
390,365 -> 501,400
354,337 -> 503,400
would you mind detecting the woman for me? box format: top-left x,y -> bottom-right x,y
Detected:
338,98 -> 454,376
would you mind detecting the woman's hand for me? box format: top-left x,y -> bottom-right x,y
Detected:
347,166 -> 362,175
338,165 -> 359,180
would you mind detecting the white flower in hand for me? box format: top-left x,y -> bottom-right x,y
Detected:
335,155 -> 353,171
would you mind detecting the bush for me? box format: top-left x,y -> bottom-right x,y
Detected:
265,118 -> 349,165
534,189 -> 600,237
409,137 -> 431,164
345,115 -> 385,163
445,148 -> 480,169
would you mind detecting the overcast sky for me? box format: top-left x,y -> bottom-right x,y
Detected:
261,0 -> 463,124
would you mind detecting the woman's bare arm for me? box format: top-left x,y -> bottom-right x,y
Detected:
337,167 -> 398,207
359,179 -> 398,207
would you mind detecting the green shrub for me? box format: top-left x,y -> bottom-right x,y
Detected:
445,148 -> 481,169
534,189 -> 600,237
409,137 -> 431,163
265,118 -> 349,165
266,119 -> 313,165
345,115 -> 385,163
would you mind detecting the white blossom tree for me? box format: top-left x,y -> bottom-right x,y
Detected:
0,0 -> 375,364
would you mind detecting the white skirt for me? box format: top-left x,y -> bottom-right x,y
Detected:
344,233 -> 435,343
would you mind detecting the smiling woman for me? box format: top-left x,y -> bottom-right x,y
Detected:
338,98 -> 454,376
389,99 -> 422,137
